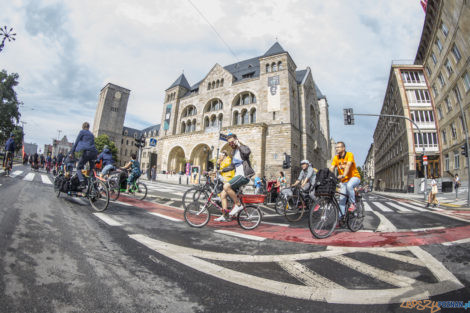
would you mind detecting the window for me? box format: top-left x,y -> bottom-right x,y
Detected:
454,151 -> 460,169
278,61 -> 283,70
435,38 -> 443,52
414,132 -> 438,148
431,52 -> 437,64
432,85 -> 438,98
233,111 -> 239,125
250,108 -> 256,123
454,86 -> 462,103
463,72 -> 470,92
437,106 -> 443,120
445,154 -> 450,171
441,21 -> 449,37
451,44 -> 462,62
426,66 -> 432,76
234,92 -> 256,106
110,107 -> 118,112
445,59 -> 453,76
242,72 -> 255,79
220,79 -> 224,87
216,80 -> 220,88
438,72 -> 445,87
406,89 -> 431,104
272,62 -> 277,72
451,123 -> 457,139
241,110 -> 249,125
126,140 -> 129,145
266,64 -> 271,73
411,110 -> 434,123
441,129 -> 447,145
445,97 -> 452,112
401,71 -> 425,84
205,99 -> 223,112
181,122 -> 186,133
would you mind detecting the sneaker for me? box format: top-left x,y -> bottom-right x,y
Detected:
214,215 -> 230,222
229,204 -> 244,217
348,203 -> 356,212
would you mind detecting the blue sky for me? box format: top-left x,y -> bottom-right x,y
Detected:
0,0 -> 425,164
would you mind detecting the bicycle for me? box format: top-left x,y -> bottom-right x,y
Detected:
308,183 -> 365,239
54,168 -> 110,212
2,151 -> 13,176
184,172 -> 263,230
182,172 -> 223,209
107,169 -> 147,201
275,185 -> 315,222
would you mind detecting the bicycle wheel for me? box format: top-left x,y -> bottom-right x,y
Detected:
238,205 -> 262,230
184,201 -> 210,227
54,175 -> 63,198
129,182 -> 147,200
182,187 -> 209,209
108,178 -> 121,201
308,198 -> 338,239
284,196 -> 305,222
347,197 -> 365,232
89,180 -> 109,212
275,197 -> 285,215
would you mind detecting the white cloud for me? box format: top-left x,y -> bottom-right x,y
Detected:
0,0 -> 425,164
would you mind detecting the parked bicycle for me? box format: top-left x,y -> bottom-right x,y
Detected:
308,182 -> 365,239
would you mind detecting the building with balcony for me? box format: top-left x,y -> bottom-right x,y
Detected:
415,0 -> 470,182
373,64 -> 440,192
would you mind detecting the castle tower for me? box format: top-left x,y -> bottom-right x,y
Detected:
92,83 -> 131,152
159,74 -> 191,137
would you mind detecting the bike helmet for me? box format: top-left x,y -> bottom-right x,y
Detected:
300,159 -> 309,165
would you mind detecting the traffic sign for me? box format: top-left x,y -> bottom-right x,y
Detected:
423,161 -> 428,165
423,155 -> 428,161
149,138 -> 157,147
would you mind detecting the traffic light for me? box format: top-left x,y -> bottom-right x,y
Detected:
462,143 -> 469,157
343,108 -> 354,125
282,153 -> 291,169
134,136 -> 145,148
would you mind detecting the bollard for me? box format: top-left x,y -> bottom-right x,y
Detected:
186,176 -> 189,185
179,175 -> 181,184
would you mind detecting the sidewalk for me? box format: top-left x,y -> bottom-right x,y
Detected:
374,190 -> 469,210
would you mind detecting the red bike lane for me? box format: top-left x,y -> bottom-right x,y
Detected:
117,196 -> 470,247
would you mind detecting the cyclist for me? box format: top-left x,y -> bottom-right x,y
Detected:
56,152 -> 64,172
120,153 -> 141,193
40,154 -> 45,168
215,133 -> 254,222
3,133 -> 15,174
292,160 -> 316,193
329,141 -> 361,216
45,153 -> 52,172
70,122 -> 98,189
97,145 -> 115,179
32,152 -> 39,169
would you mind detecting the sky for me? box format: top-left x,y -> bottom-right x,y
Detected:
0,0 -> 425,164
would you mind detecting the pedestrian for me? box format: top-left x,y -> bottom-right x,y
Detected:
426,176 -> 439,208
146,165 -> 151,180
275,171 -> 287,190
454,174 -> 460,199
253,173 -> 262,194
151,165 -> 156,181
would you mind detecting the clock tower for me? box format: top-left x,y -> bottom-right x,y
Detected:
92,83 -> 131,152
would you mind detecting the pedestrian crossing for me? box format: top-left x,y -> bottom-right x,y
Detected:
2,169 -> 54,185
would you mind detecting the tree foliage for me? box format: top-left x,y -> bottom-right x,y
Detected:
357,166 -> 364,182
12,126 -> 24,153
0,70 -> 21,146
94,134 -> 119,163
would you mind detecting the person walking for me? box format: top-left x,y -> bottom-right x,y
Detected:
426,176 -> 439,208
151,165 -> 156,181
454,174 -> 460,199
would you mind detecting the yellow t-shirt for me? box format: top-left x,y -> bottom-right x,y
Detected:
220,156 -> 235,182
331,152 -> 361,183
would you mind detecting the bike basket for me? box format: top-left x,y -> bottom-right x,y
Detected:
241,194 -> 266,204
314,179 -> 337,197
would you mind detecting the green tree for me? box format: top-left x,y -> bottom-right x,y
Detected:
0,70 -> 21,146
12,126 -> 24,153
94,134 -> 119,163
357,166 -> 364,182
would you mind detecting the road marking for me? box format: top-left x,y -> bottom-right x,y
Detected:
278,261 -> 345,289
163,200 -> 175,206
10,170 -> 23,177
371,202 -> 393,212
41,174 -> 52,185
406,226 -> 445,232
214,230 -> 266,241
93,213 -> 122,226
386,202 -> 412,213
262,222 -> 290,227
149,212 -> 182,222
115,201 -> 133,207
363,203 -> 373,211
129,235 -> 464,304
367,205 -> 397,232
23,173 -> 35,181
442,237 -> 470,246
329,255 -> 417,287
391,201 -> 427,212
367,251 -> 426,267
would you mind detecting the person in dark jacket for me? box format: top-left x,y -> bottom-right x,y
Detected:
216,133 -> 254,222
3,133 -> 15,171
71,122 -> 98,187
97,145 -> 115,178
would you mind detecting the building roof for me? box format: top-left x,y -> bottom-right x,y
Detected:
262,42 -> 287,58
295,69 -> 308,84
123,124 -> 160,138
224,56 -> 260,82
167,73 -> 191,91
314,83 -> 326,100
142,124 -> 160,135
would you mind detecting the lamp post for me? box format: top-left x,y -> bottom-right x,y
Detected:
0,26 -> 16,53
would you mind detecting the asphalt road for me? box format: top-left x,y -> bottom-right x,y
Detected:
1,164 -> 470,313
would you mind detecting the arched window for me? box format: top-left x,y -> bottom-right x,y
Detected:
186,120 -> 191,133
181,122 -> 186,133
204,116 -> 209,129
250,108 -> 256,123
272,62 -> 277,72
205,99 -> 223,112
233,92 -> 256,106
192,118 -> 196,132
211,82 -> 215,89
233,111 -> 239,125
218,114 -> 223,128
207,83 -> 211,90
220,78 -> 224,87
266,64 -> 270,73
241,109 -> 249,125
278,61 -> 283,70
210,115 -> 217,127
216,80 -> 220,88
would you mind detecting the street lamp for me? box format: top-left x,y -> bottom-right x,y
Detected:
0,26 -> 16,53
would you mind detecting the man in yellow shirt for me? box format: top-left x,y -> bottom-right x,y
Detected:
329,141 -> 361,215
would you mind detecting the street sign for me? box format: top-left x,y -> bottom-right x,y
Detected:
423,161 -> 428,165
149,138 -> 157,147
423,155 -> 428,161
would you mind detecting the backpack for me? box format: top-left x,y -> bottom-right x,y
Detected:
314,168 -> 339,196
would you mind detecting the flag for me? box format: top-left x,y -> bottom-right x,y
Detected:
420,0 -> 428,13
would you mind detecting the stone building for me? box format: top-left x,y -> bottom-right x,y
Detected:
51,136 -> 74,157
363,143 -> 375,189
154,42 -> 330,181
373,64 -> 440,192
415,0 -> 470,183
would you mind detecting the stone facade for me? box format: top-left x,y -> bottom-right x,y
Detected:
51,136 -> 74,157
415,0 -> 470,183
363,143 -> 375,189
154,42 -> 330,182
373,65 -> 440,192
